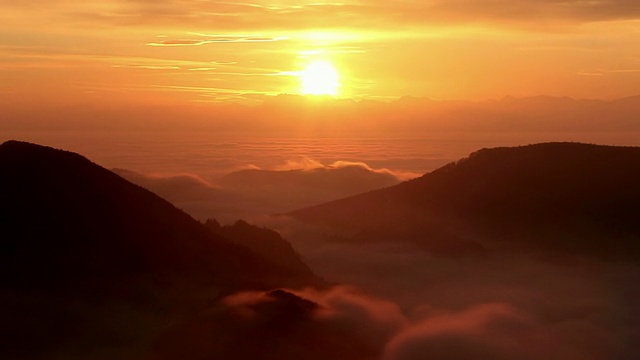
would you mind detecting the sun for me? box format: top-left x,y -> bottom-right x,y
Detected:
299,60 -> 340,96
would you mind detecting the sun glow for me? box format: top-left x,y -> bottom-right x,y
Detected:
299,60 -> 340,96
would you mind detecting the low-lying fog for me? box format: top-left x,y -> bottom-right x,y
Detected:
114,152 -> 639,359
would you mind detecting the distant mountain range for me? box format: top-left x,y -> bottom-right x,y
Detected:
114,162 -> 400,222
218,165 -> 399,200
288,142 -> 640,260
0,140 -> 321,359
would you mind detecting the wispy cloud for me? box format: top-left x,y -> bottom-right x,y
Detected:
112,64 -> 181,70
26,0 -> 640,31
146,34 -> 288,47
578,68 -> 640,76
2,1 -> 639,102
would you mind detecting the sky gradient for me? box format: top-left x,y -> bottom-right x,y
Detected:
2,0 -> 640,107
2,6 -> 640,358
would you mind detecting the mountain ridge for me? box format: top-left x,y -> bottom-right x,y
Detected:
0,140 -> 322,359
287,142 -> 640,260
0,140 -> 320,294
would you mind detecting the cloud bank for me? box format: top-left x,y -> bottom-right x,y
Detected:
11,0 -> 639,29
114,158 -> 404,222
150,286 -> 406,360
150,272 -> 639,359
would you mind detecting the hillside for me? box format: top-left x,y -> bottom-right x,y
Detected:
205,219 -> 318,278
0,140 -> 321,359
288,142 -> 640,260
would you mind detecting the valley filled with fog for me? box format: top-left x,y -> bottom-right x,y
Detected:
3,103 -> 640,359
6,136 -> 630,360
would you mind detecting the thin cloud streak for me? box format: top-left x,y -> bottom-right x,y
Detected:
2,1 -> 640,103
12,0 -> 639,30
578,68 -> 640,76
146,34 -> 288,47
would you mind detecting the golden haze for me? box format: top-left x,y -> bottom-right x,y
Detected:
1,1 -> 639,107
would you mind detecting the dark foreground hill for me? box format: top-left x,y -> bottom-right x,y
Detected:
288,142 -> 640,260
0,140 -> 320,359
204,218 -> 317,277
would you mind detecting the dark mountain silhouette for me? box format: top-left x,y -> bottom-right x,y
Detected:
288,142 -> 640,260
0,140 -> 321,359
204,219 -> 318,282
0,140 -> 320,292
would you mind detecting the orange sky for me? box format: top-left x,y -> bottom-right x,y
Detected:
1,1 -> 639,107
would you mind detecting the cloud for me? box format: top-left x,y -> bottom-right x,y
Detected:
225,286 -> 408,336
112,64 -> 181,70
298,286 -> 409,342
578,68 -> 640,76
114,168 -> 214,194
113,168 -> 248,222
150,286 -> 407,360
256,214 -> 640,359
114,158 -> 404,222
416,0 -> 640,24
384,303 -> 531,360
216,159 -> 403,212
19,0 -> 640,31
268,156 -> 415,180
329,160 -> 405,178
149,274 -> 639,359
146,34 -> 288,47
383,299 -> 631,360
272,156 -> 325,171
